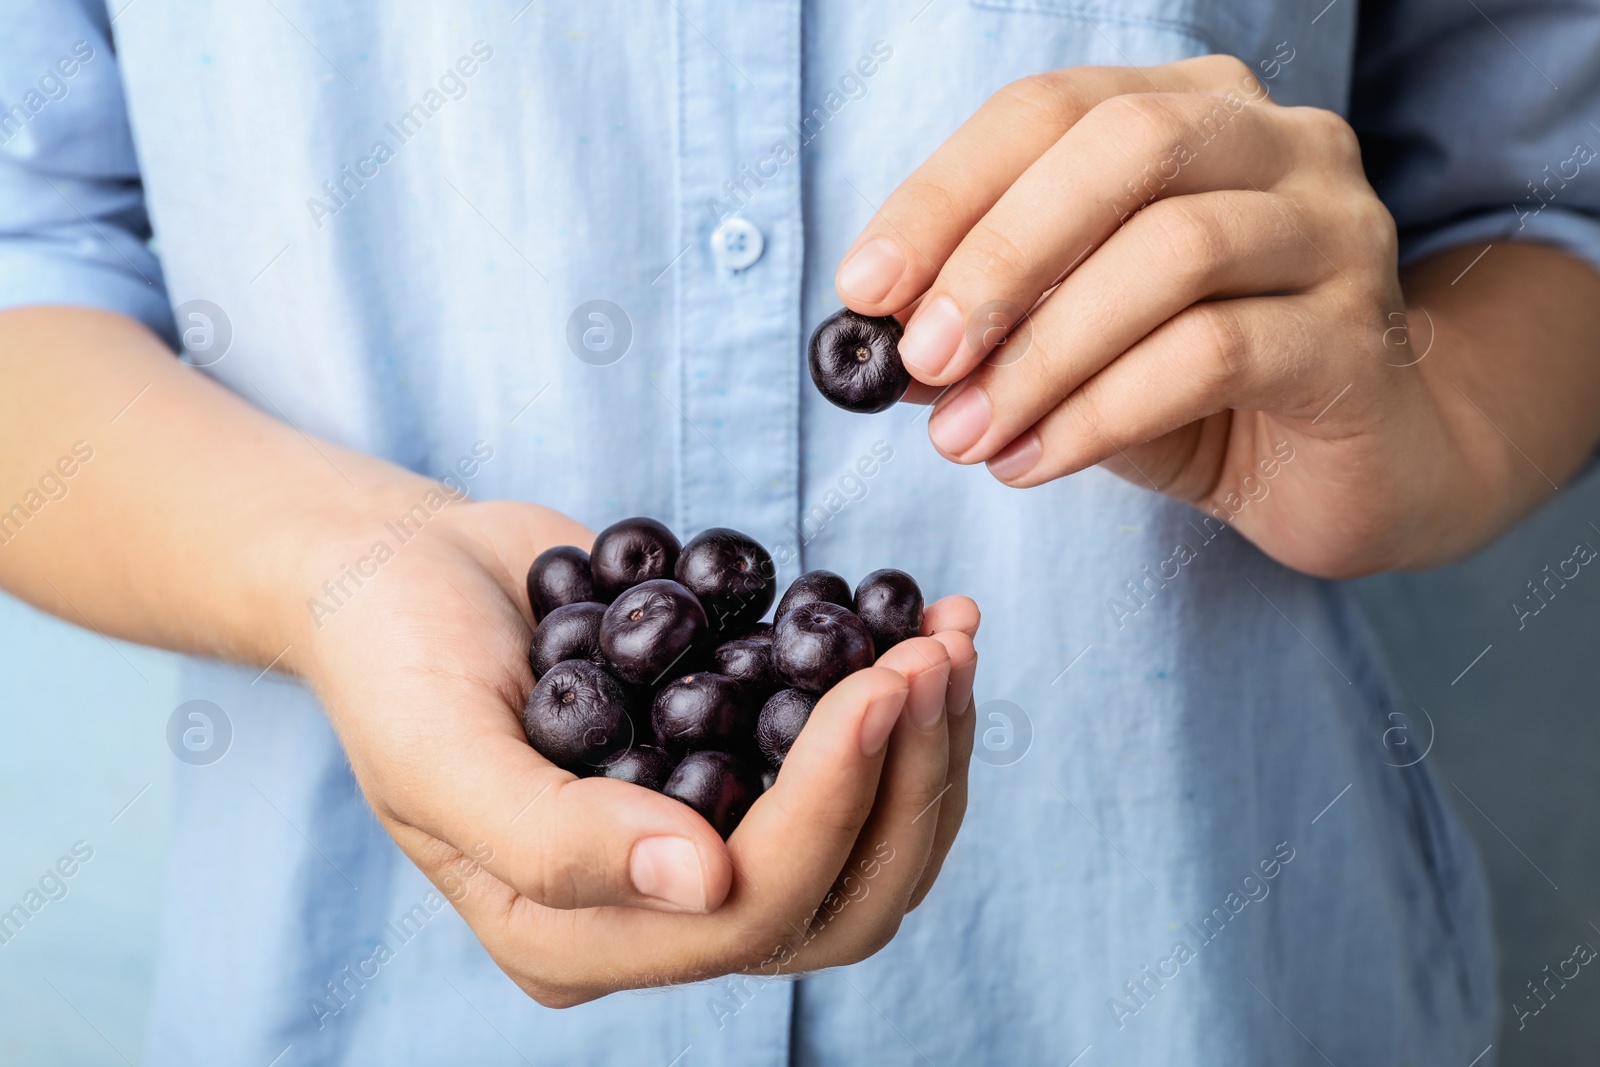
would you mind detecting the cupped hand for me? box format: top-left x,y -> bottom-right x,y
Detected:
837,54 -> 1484,577
296,498 -> 978,1006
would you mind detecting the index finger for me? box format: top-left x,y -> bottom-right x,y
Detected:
834,66 -> 1155,315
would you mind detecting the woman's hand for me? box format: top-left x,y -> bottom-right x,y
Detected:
297,498 -> 978,1006
835,55 -> 1600,577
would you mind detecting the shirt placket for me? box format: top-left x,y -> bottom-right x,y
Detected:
671,3 -> 802,1063
673,0 -> 804,589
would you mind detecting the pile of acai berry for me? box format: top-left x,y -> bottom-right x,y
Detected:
521,517 -> 924,838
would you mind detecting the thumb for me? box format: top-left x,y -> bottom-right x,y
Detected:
387,727 -> 735,914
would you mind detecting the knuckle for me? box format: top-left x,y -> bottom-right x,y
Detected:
1091,92 -> 1178,149
1048,387 -> 1114,472
1138,199 -> 1230,285
1292,106 -> 1362,168
992,71 -> 1088,131
1355,195 -> 1399,262
959,220 -> 1033,282
524,788 -> 612,908
895,174 -> 965,236
530,848 -> 585,909
1173,304 -> 1251,391
1190,52 -> 1254,86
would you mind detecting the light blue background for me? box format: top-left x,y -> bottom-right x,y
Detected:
2,468 -> 1597,1066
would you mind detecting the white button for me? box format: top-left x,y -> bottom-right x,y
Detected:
710,217 -> 764,271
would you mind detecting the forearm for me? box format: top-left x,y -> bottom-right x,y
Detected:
0,306 -> 432,670
1403,241 -> 1600,564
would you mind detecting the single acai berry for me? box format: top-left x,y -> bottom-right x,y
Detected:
854,568 -> 925,653
663,750 -> 764,839
771,601 -> 876,693
526,545 -> 595,622
712,632 -> 779,701
808,308 -> 911,414
528,601 -> 607,677
599,745 -> 679,791
774,569 -> 854,621
599,578 -> 708,685
521,660 -> 634,774
675,528 -> 775,635
652,673 -> 756,755
590,516 -> 682,602
756,688 -> 818,768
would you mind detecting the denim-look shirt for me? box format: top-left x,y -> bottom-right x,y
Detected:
6,0 -> 1600,1063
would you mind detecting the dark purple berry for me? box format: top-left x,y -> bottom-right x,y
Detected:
600,745 -> 678,791
675,528 -> 775,635
526,545 -> 595,622
521,660 -> 633,774
854,568 -> 924,653
760,768 -> 777,791
756,688 -> 818,768
771,601 -> 876,693
775,569 -> 853,621
590,517 -> 682,602
808,309 -> 910,414
712,632 -> 779,701
599,579 -> 708,685
664,750 -> 763,838
651,673 -> 755,755
528,601 -> 606,677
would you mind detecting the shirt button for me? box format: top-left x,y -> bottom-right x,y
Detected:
710,217 -> 765,271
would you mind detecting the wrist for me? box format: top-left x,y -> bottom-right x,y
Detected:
266,470 -> 458,678
1398,324 -> 1521,569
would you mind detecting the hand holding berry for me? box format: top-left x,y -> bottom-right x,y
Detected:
298,500 -> 978,1006
834,55 -> 1600,577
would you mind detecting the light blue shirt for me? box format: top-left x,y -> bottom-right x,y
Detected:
7,0 -> 1600,1063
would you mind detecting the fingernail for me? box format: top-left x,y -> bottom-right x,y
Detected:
898,295 -> 964,379
986,432 -> 1041,482
928,385 -> 991,457
630,836 -> 707,911
859,688 -> 907,758
837,238 -> 905,304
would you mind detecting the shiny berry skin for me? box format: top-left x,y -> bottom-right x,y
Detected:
599,745 -> 678,791
854,568 -> 924,653
526,545 -> 595,622
599,579 -> 708,685
590,517 -> 682,602
808,308 -> 911,414
664,750 -> 763,839
712,632 -> 778,701
528,601 -> 606,677
652,672 -> 755,754
775,569 -> 853,621
521,660 -> 634,774
756,688 -> 818,768
771,602 -> 876,693
675,528 -> 775,635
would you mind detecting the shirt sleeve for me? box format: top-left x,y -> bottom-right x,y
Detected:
0,0 -> 173,340
1349,0 -> 1600,273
